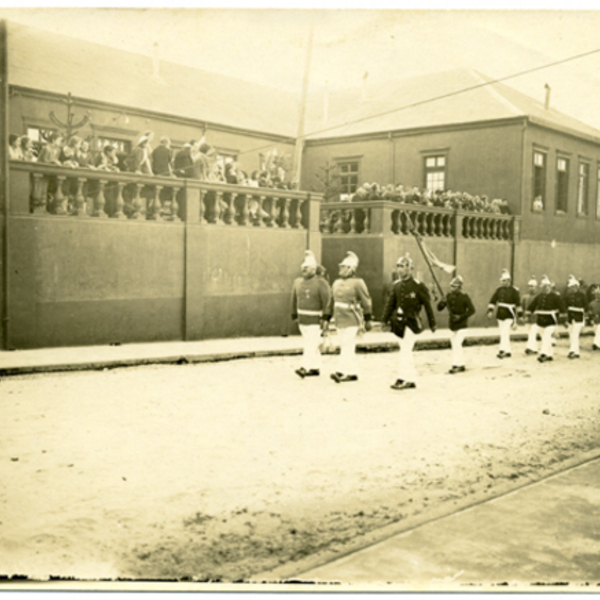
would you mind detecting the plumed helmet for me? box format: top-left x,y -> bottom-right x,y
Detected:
528,275 -> 538,286
396,253 -> 413,268
339,251 -> 359,269
567,274 -> 579,288
450,275 -> 464,286
301,250 -> 318,269
540,274 -> 551,287
500,269 -> 511,281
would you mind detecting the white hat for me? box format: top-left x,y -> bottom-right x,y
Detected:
301,250 -> 318,269
500,269 -> 511,281
450,275 -> 464,286
528,275 -> 538,286
396,253 -> 413,267
339,251 -> 359,269
540,274 -> 551,286
567,274 -> 579,287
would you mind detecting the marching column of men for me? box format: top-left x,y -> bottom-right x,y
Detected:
291,250 -> 600,386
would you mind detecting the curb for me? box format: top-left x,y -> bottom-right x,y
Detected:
0,329 -> 578,378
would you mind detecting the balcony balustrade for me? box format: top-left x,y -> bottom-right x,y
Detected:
9,161 -> 315,229
320,200 -> 519,242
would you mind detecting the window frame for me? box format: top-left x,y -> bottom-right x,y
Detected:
577,160 -> 590,217
532,150 -> 547,213
422,152 -> 448,192
335,157 -> 361,195
555,155 -> 570,215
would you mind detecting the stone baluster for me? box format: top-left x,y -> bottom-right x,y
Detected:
238,194 -> 249,226
281,197 -> 291,228
113,182 -> 126,220
54,175 -> 68,215
333,210 -> 342,233
74,177 -> 87,217
93,179 -> 108,218
198,189 -> 207,224
130,183 -> 144,220
149,185 -> 163,221
171,186 -> 182,222
364,208 -> 371,234
349,208 -> 357,233
214,191 -> 225,224
292,198 -> 303,229
268,197 -> 279,227
224,193 -> 235,225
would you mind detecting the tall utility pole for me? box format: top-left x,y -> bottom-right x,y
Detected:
292,20 -> 314,189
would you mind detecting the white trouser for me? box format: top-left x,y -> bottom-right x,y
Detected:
450,329 -> 467,367
337,326 -> 359,376
595,324 -> 600,346
526,323 -> 539,352
569,321 -> 583,355
397,327 -> 417,383
498,319 -> 513,353
299,324 -> 322,371
541,325 -> 556,357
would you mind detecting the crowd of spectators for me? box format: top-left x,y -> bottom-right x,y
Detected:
339,182 -> 511,215
7,131 -> 299,191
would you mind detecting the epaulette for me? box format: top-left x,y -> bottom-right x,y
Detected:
414,278 -> 421,284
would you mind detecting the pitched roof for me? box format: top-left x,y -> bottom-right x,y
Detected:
304,68 -> 600,142
6,20 -> 298,138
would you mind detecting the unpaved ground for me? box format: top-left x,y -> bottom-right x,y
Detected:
1,337 -> 599,582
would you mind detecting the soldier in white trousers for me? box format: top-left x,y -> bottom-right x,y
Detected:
487,269 -> 521,358
528,275 -> 565,363
563,275 -> 588,359
522,276 -> 540,355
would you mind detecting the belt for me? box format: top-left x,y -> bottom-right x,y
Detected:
535,310 -> 558,314
568,307 -> 585,312
334,302 -> 352,309
297,309 -> 323,316
498,302 -> 516,309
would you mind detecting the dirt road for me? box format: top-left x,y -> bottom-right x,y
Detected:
1,337 -> 599,582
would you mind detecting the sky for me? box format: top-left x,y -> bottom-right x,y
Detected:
3,7 -> 600,129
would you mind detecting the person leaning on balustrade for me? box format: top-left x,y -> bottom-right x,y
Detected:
152,136 -> 174,177
75,139 -> 94,169
95,145 -> 120,172
60,136 -> 82,168
38,132 -> 64,165
8,134 -> 23,160
128,134 -> 154,175
20,136 -> 37,162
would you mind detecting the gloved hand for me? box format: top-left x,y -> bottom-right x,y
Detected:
364,320 -> 372,332
486,309 -> 494,319
430,324 -> 437,333
436,300 -> 447,311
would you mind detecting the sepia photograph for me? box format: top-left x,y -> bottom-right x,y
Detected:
2,3 -> 600,592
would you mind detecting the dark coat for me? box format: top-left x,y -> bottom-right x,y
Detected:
445,289 -> 476,331
382,276 -> 436,337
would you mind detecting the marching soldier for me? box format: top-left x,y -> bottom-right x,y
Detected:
527,275 -> 565,363
487,269 -> 521,358
330,251 -> 373,383
441,275 -> 476,374
521,276 -> 540,355
291,250 -> 332,378
563,275 -> 588,359
588,286 -> 600,351
382,254 -> 436,390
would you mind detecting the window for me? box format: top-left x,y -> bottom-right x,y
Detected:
95,136 -> 131,154
577,162 -> 589,216
596,166 -> 600,218
424,155 -> 446,192
532,151 -> 546,212
337,160 -> 359,194
556,157 -> 569,214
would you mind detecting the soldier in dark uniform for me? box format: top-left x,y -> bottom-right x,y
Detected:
528,275 -> 565,363
382,254 -> 436,390
563,275 -> 588,359
291,250 -> 332,378
441,275 -> 476,374
487,269 -> 521,358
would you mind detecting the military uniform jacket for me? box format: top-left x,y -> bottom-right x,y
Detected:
488,286 -> 521,321
291,275 -> 332,326
588,299 -> 600,324
382,276 -> 436,336
528,292 -> 565,328
521,292 -> 537,323
330,277 -> 372,329
563,290 -> 588,323
445,290 -> 476,331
